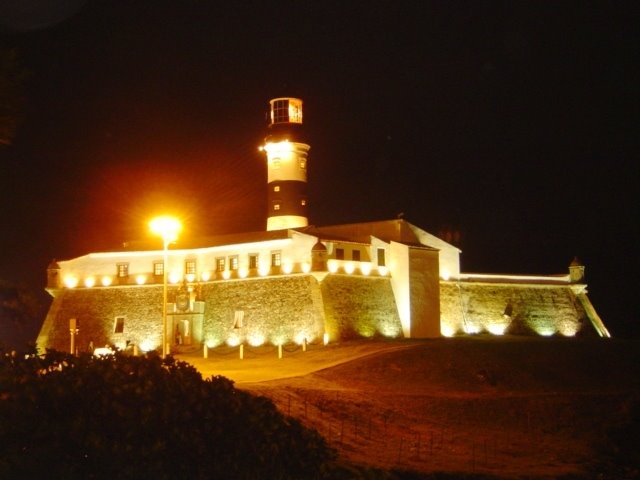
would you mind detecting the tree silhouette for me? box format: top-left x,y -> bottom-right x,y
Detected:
0,351 -> 334,479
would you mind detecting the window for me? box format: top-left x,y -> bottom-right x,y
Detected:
229,256 -> 239,271
352,250 -> 361,261
274,204 -> 280,211
299,158 -> 307,169
377,248 -> 386,267
185,260 -> 196,275
154,262 -> 164,276
271,251 -> 281,267
216,257 -> 225,272
116,263 -> 129,278
271,98 -> 302,124
233,310 -> 244,329
272,158 -> 281,169
301,199 -> 306,206
274,185 -> 280,192
272,99 -> 289,124
114,317 -> 125,334
249,254 -> 258,269
335,248 -> 344,260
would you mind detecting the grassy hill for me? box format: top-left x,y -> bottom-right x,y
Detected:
221,337 -> 640,479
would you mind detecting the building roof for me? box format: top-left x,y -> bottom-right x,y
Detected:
298,219 -> 447,251
120,229 -> 293,252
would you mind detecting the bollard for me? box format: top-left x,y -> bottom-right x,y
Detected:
203,343 -> 208,358
278,344 -> 282,359
133,344 -> 139,356
302,337 -> 307,352
240,344 -> 244,360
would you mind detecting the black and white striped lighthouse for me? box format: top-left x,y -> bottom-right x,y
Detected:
262,97 -> 310,231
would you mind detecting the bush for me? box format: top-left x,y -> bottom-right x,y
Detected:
0,350 -> 334,479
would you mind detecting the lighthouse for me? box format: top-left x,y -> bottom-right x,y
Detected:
262,97 -> 310,231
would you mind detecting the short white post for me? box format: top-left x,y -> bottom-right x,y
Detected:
203,343 -> 208,358
239,344 -> 244,360
278,344 -> 283,359
69,318 -> 78,355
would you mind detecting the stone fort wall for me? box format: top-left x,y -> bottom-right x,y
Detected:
439,281 -> 595,337
37,276 -> 601,353
38,274 -> 403,353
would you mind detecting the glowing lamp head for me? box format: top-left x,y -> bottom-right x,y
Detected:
150,216 -> 182,243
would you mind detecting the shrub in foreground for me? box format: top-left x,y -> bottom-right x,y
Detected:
0,350 -> 334,479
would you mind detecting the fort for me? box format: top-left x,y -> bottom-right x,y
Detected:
36,98 -> 610,354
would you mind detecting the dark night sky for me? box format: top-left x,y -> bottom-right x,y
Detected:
0,1 -> 637,341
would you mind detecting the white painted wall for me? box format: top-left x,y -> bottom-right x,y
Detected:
389,241 -> 411,337
407,223 -> 461,279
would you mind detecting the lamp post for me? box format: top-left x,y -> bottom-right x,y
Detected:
150,216 -> 182,358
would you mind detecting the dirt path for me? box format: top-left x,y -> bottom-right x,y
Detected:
177,339 -> 419,384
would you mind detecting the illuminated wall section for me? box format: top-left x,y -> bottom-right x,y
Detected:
38,286 -> 165,353
439,280 -> 594,337
389,241 -> 411,337
47,232 -> 321,292
200,275 -> 325,348
320,274 -> 401,340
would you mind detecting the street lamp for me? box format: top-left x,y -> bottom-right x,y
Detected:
150,216 -> 182,358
